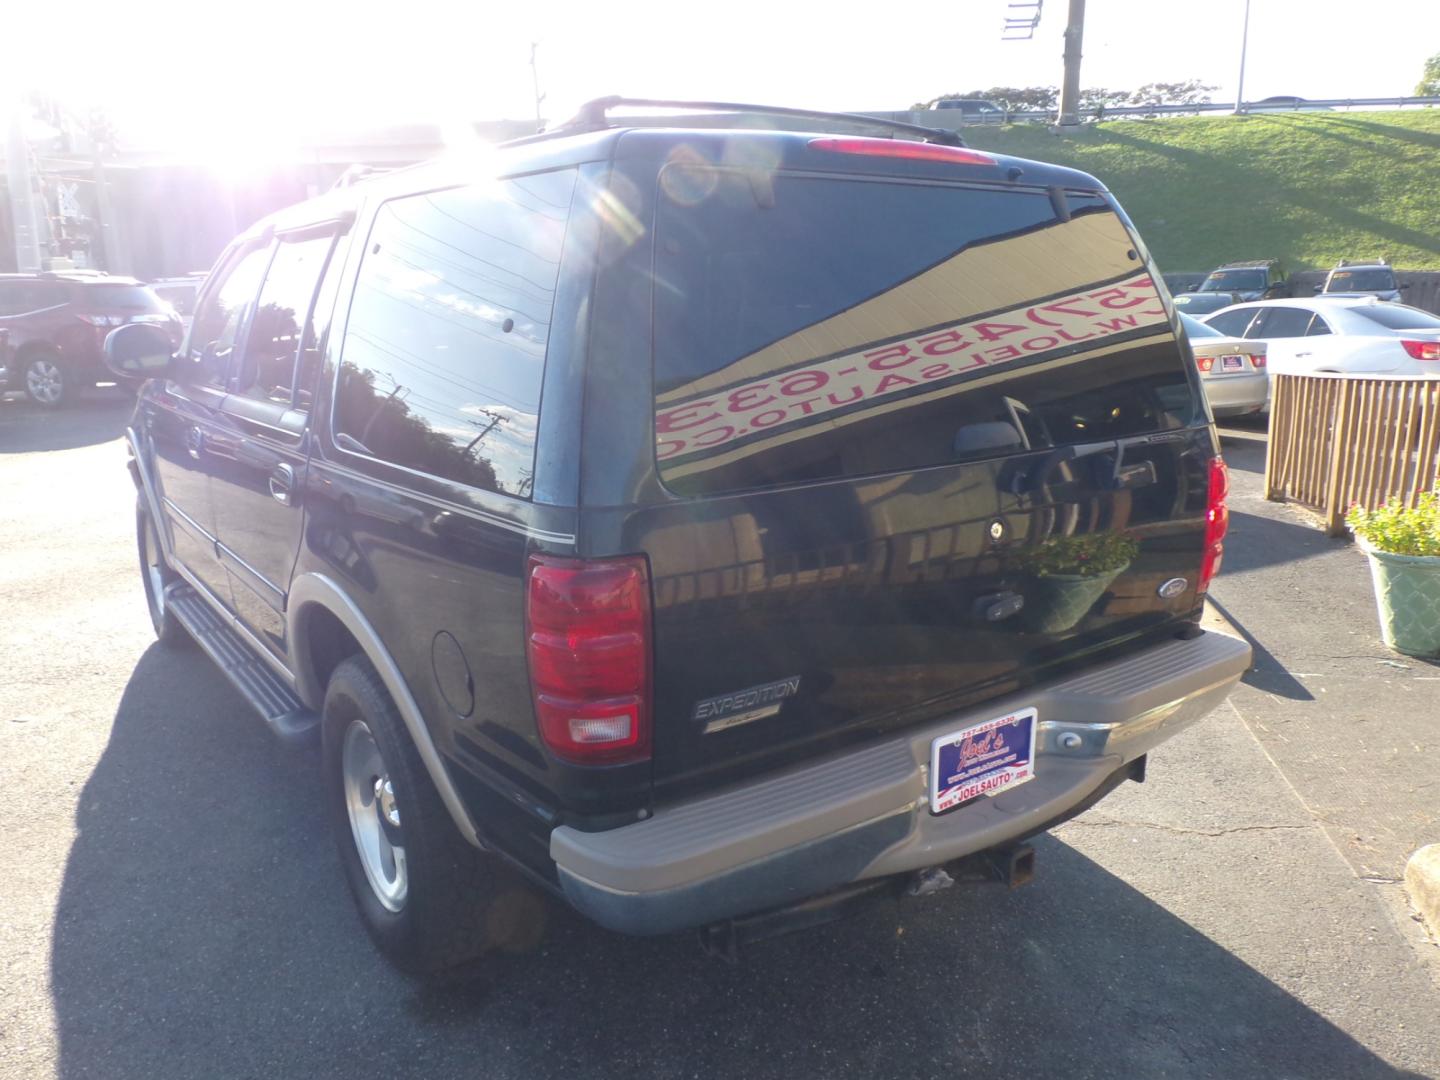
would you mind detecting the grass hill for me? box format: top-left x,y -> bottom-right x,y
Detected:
962,111 -> 1440,273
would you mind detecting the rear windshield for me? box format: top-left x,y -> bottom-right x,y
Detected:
1181,314 -> 1224,338
1349,304 -> 1440,331
1326,269 -> 1396,292
653,170 -> 1197,496
80,284 -> 165,310
1201,270 -> 1264,291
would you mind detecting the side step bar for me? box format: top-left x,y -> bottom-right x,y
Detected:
165,583 -> 320,744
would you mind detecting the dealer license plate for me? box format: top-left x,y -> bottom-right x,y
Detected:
1220,354 -> 1246,372
929,707 -> 1038,814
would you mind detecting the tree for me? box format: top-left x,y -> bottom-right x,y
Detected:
1418,53 -> 1440,97
913,81 -> 1216,115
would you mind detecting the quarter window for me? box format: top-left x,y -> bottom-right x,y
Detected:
332,170 -> 576,497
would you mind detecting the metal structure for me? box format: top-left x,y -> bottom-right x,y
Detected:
1002,0 -> 1044,40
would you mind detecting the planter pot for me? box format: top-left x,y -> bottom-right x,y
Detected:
1024,564 -> 1128,635
1357,538 -> 1440,659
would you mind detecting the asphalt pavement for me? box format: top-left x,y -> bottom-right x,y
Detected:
2,395 -> 1438,1080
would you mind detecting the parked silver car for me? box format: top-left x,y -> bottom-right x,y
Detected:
1182,313 -> 1269,417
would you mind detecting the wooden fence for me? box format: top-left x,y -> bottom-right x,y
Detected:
1264,373 -> 1440,535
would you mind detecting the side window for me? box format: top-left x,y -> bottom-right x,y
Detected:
1306,313 -> 1332,336
236,233 -> 334,405
332,169 -> 576,497
0,284 -> 24,316
186,243 -> 271,390
1249,307 -> 1310,338
294,234 -> 350,411
1204,309 -> 1255,338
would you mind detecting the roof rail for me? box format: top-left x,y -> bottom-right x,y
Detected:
552,96 -> 966,147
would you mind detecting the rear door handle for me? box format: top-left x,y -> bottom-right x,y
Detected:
268,463 -> 296,506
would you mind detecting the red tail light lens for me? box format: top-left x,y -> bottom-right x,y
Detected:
1196,356 -> 1215,373
526,555 -> 652,765
1248,352 -> 1266,369
1401,339 -> 1440,361
808,136 -> 996,166
1198,457 -> 1229,594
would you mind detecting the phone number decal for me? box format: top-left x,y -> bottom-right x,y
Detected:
656,273 -> 1167,463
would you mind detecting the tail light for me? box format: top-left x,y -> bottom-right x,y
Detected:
1248,352 -> 1266,368
1196,356 -> 1215,372
808,136 -> 996,166
77,313 -> 124,328
1401,340 -> 1440,361
526,554 -> 652,766
1198,457 -> 1229,595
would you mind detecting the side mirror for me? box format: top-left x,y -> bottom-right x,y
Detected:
1312,284 -> 1323,293
104,323 -> 175,380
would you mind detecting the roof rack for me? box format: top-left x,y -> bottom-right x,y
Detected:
550,96 -> 966,147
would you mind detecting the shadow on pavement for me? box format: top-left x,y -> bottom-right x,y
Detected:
0,393 -> 133,453
50,645 -> 1426,1080
1208,594 -> 1313,702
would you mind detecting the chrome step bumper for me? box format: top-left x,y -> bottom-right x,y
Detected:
551,629 -> 1252,934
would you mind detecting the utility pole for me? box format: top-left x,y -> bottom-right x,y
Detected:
1233,0 -> 1252,115
1056,0 -> 1086,127
6,99 -> 44,273
530,43 -> 546,133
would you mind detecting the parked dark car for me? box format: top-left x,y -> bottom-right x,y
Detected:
0,273 -> 182,407
107,99 -> 1249,975
933,98 -> 1007,122
1197,260 -> 1288,301
1316,259 -> 1404,302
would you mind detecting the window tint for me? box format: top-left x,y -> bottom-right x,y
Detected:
1305,313 -> 1332,336
0,283 -> 63,315
333,170 -> 576,497
187,244 -> 271,389
237,234 -> 333,405
1326,269 -> 1396,292
295,235 -> 349,410
653,171 -> 1197,496
1181,314 -> 1224,338
1201,270 -> 1264,291
83,284 -> 166,310
1203,309 -> 1255,337
1250,307 -> 1313,338
1349,304 -> 1440,331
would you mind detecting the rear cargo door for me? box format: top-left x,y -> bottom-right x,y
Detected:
637,166 -> 1213,797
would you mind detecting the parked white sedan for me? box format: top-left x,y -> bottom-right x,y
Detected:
1201,297 -> 1440,376
1180,314 -> 1269,417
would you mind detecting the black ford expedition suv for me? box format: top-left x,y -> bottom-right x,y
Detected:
107,100 -> 1250,974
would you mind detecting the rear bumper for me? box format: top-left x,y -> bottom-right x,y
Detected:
1202,373 -> 1269,415
551,629 -> 1251,935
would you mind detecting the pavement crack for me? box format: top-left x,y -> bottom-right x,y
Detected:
1062,815 -> 1312,838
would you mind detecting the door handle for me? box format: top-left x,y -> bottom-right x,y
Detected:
1294,351 -> 1312,358
268,463 -> 296,506
185,427 -> 204,459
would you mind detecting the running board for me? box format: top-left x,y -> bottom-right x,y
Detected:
165,583 -> 319,744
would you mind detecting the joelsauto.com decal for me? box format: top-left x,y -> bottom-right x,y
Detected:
653,207 -> 1175,485
656,270 -> 1168,478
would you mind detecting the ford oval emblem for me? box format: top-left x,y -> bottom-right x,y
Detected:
1158,577 -> 1188,599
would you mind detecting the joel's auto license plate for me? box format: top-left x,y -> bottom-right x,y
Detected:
1221,354 -> 1246,372
930,707 -> 1038,814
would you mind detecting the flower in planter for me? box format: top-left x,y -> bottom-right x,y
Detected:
1013,531 -> 1141,578
1345,493 -> 1440,659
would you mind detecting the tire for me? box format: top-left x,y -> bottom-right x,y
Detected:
136,498 -> 190,647
22,351 -> 70,409
321,655 -> 533,976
